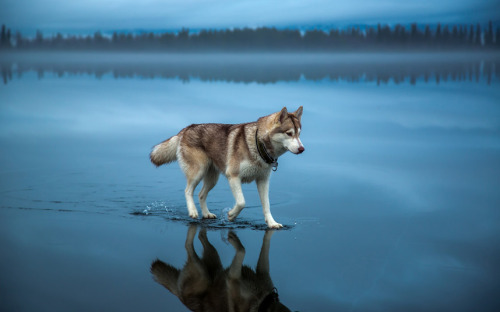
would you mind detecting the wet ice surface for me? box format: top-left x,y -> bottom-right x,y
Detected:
1,53 -> 500,311
130,203 -> 296,230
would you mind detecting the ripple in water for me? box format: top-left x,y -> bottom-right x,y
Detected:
132,203 -> 294,230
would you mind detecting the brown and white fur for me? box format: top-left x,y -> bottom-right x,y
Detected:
150,106 -> 304,229
151,225 -> 290,312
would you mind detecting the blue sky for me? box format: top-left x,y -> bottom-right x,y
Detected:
2,0 -> 499,35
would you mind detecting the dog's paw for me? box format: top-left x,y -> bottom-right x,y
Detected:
227,211 -> 236,221
267,221 -> 283,229
189,211 -> 199,219
202,212 -> 217,219
228,232 -> 244,251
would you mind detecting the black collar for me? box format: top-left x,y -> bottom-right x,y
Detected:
258,287 -> 280,312
255,129 -> 278,171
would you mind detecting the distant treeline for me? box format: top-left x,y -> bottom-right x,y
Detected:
1,22 -> 499,51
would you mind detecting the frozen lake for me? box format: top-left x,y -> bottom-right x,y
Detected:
1,52 -> 499,311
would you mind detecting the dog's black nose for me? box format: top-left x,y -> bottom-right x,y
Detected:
298,146 -> 305,154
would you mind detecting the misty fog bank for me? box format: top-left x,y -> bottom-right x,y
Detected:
2,50 -> 499,62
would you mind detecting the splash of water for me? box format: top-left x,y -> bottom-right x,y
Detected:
221,207 -> 231,222
139,201 -> 173,216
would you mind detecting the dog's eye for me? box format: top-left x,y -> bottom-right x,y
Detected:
286,132 -> 293,137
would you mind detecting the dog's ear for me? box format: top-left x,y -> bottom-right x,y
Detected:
293,106 -> 303,120
278,107 -> 288,124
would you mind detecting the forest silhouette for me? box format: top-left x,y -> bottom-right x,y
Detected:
1,21 -> 499,51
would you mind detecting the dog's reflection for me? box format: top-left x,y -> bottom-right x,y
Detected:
151,225 -> 290,312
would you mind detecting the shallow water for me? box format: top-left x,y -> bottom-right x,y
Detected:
1,52 -> 499,311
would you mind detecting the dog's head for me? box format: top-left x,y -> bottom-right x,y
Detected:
269,106 -> 304,155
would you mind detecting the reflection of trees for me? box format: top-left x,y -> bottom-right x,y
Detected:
1,21 -> 499,52
1,54 -> 498,85
1,63 -> 13,84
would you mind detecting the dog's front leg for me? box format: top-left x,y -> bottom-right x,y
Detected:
227,231 -> 245,310
227,231 -> 245,279
256,230 -> 274,276
228,176 -> 245,221
256,178 -> 283,229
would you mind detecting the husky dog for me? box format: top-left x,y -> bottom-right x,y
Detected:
151,225 -> 290,312
150,107 -> 304,228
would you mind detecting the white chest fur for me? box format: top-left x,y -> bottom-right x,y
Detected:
238,159 -> 269,183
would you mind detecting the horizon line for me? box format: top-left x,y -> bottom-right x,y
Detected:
3,19 -> 499,37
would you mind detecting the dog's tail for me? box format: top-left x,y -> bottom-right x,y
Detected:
150,135 -> 179,167
150,259 -> 180,297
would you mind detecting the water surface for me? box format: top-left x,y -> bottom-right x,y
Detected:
1,52 -> 499,311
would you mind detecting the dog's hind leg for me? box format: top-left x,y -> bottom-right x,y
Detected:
198,165 -> 219,219
198,228 -> 223,277
185,224 -> 199,259
184,225 -> 210,293
180,149 -> 208,219
185,175 -> 203,219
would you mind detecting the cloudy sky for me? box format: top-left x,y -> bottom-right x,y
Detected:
2,0 -> 499,35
